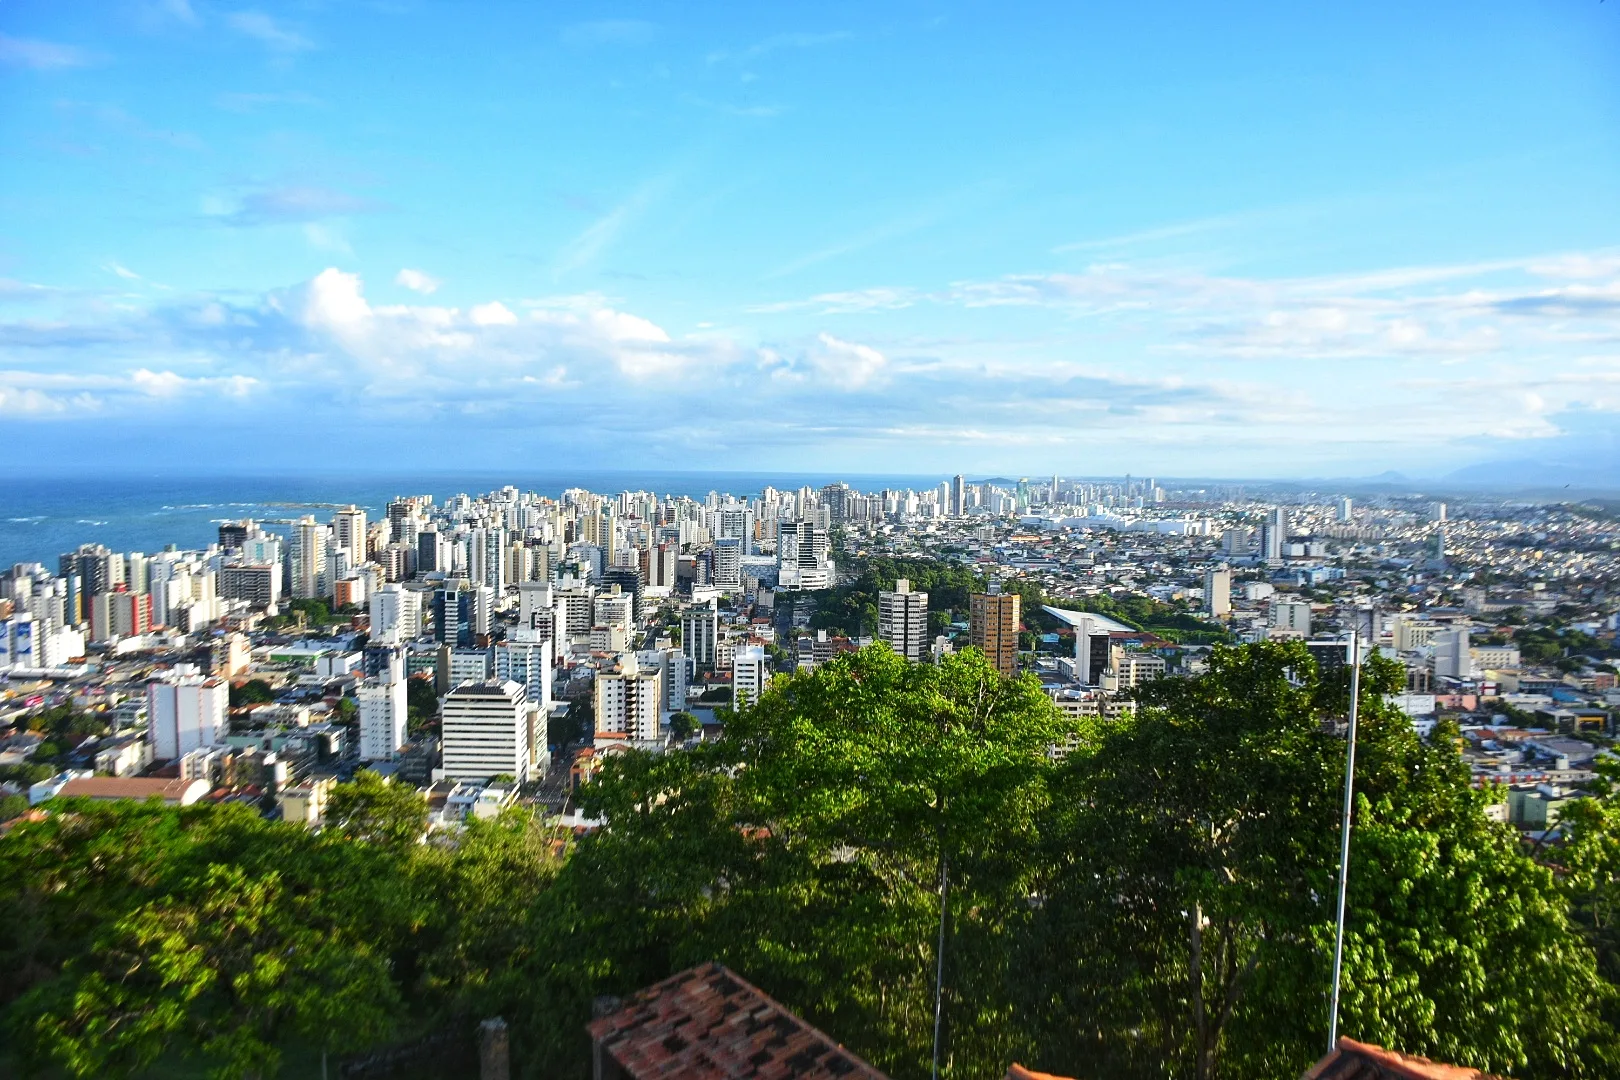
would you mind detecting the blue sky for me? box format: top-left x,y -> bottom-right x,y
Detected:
2,0 -> 1618,480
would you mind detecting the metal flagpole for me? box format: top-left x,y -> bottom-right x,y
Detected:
1328,629 -> 1361,1050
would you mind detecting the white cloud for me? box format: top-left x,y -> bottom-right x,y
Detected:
470,301 -> 518,326
226,11 -> 315,53
395,268 -> 440,295
0,34 -> 93,70
4,258 -> 1619,478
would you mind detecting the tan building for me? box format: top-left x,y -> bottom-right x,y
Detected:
970,590 -> 1021,675
56,776 -> 210,806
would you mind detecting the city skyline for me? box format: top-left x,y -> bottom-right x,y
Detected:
2,2 -> 1619,480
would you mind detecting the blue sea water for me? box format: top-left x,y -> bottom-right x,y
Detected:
0,471 -> 949,569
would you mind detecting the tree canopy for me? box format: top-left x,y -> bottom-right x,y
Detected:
1,642 -> 1615,1079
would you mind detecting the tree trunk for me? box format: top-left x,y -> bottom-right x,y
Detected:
1190,902 -> 1211,1080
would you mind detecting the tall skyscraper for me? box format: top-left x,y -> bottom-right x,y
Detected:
1259,507 -> 1287,566
333,505 -> 367,562
950,475 -> 966,517
712,538 -> 743,589
682,605 -> 719,669
288,517 -> 328,599
1336,497 -> 1354,523
877,578 -> 929,662
441,680 -> 529,782
969,587 -> 1020,675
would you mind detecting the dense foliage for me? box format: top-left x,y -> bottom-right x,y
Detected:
788,555 -> 988,637
2,643 -> 1616,1079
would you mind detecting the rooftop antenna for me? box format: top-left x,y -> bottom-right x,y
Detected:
1328,628 -> 1362,1049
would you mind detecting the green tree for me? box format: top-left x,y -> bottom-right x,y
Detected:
229,679 -> 276,707
669,711 -> 699,740
1561,757 -> 1620,1039
523,645 -> 1079,1079
0,793 -> 27,822
1025,641 -> 1612,1080
325,771 -> 428,849
14,863 -> 399,1079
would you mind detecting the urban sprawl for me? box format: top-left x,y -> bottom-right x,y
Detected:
2,475 -> 1617,836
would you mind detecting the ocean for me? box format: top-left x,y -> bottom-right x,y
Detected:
0,470 -> 950,569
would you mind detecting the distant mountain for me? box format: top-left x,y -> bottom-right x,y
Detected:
1442,457 -> 1620,494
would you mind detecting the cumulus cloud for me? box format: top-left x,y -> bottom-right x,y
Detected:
3,259 -> 1619,476
395,268 -> 440,295
807,333 -> 887,389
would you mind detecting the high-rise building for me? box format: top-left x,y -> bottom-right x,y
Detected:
514,582 -> 556,644
494,637 -> 553,715
1434,628 -> 1470,680
1073,615 -> 1112,686
877,578 -> 929,661
91,586 -> 152,643
634,646 -> 687,711
595,659 -> 662,741
950,475 -> 966,517
441,680 -> 529,782
602,566 -> 645,618
370,583 -> 422,643
712,538 -> 742,589
289,517 -> 328,599
1269,600 -> 1312,637
682,605 -> 719,669
218,520 -> 251,552
416,525 -> 444,575
1336,497 -> 1354,523
1203,568 -> 1231,617
333,506 -> 367,562
642,542 -> 678,590
218,564 -> 280,609
733,644 -> 769,708
969,588 -> 1020,675
357,678 -> 407,761
1259,508 -> 1287,566
147,669 -> 228,761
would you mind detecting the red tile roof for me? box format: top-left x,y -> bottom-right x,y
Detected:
1006,1066 -> 1075,1080
1304,1038 -> 1500,1080
587,962 -> 890,1080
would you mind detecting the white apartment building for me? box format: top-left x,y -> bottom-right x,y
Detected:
448,647 -> 493,688
288,516 -> 329,600
148,668 -> 228,761
595,660 -> 662,741
1269,600 -> 1312,638
494,637 -> 554,715
357,678 -> 407,761
733,644 -> 769,709
877,578 -> 929,662
369,583 -> 422,643
441,680 -> 529,783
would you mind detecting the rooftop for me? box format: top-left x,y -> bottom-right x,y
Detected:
1305,1038 -> 1498,1080
587,962 -> 889,1080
